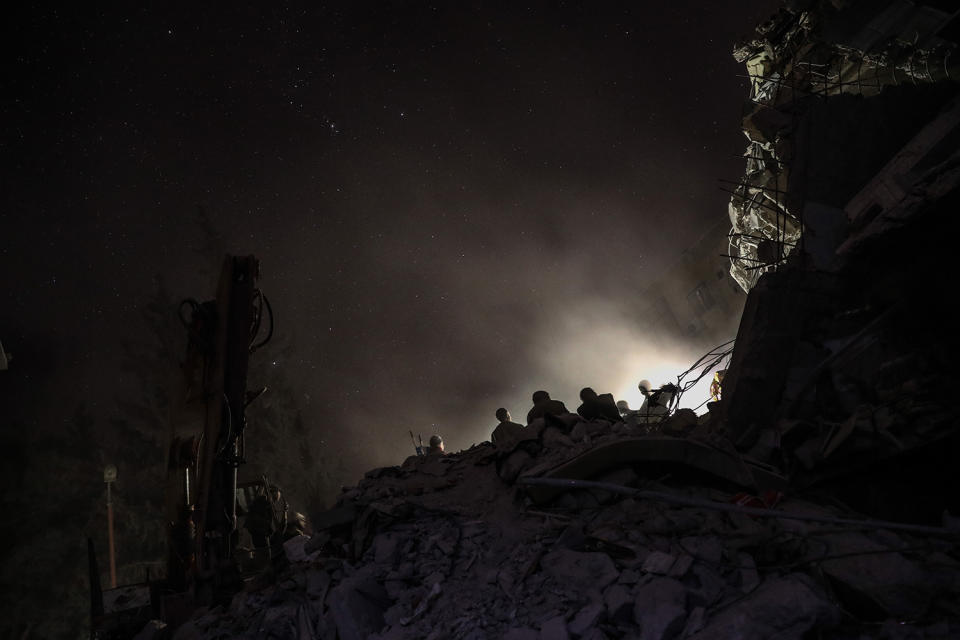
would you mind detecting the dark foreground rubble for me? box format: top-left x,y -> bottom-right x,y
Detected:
165,403 -> 960,640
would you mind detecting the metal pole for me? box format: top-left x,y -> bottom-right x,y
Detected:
104,464 -> 118,589
106,482 -> 116,588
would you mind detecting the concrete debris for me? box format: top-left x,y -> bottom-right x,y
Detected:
603,583 -> 633,623
539,615 -> 570,640
542,548 -> 619,589
568,602 -> 604,637
639,550 -> 676,575
283,534 -> 318,563
168,412 -> 960,640
327,566 -> 390,640
689,574 -> 840,640
166,392 -> 960,639
634,577 -> 687,640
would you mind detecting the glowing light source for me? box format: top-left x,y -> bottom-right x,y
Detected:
614,356 -> 721,416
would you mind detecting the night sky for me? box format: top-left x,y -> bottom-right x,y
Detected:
4,2 -> 778,488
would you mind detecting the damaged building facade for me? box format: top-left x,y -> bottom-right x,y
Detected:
127,2 -> 960,639
631,218 -> 746,348
726,0 -> 959,291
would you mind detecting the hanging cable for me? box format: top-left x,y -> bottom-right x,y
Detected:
668,338 -> 736,413
216,393 -> 233,458
249,290 -> 274,352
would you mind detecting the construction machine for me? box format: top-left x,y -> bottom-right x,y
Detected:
89,254 -> 274,638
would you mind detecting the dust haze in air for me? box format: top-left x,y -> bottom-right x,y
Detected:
309,185 -> 745,475
3,0 -> 774,506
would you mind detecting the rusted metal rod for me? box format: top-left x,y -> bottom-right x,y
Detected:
516,477 -> 959,538
106,482 -> 117,588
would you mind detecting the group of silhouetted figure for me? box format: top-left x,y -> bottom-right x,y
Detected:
489,380 -> 679,447
410,379 -> 680,458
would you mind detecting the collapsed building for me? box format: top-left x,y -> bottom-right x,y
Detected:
726,0 -> 959,291
120,2 -> 960,639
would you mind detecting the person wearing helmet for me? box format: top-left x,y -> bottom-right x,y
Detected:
616,399 -> 636,416
426,434 -> 445,455
637,379 -> 677,423
245,484 -> 288,549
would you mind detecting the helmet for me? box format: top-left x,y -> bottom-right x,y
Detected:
638,379 -> 653,394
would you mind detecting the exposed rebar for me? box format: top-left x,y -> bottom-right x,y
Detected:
516,477 -> 959,538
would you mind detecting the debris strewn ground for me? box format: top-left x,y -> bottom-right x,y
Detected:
166,400 -> 960,639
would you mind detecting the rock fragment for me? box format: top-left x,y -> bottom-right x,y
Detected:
633,577 -> 687,640
640,550 -> 677,575
542,548 -> 619,590
539,615 -> 570,640
604,583 -> 634,623
690,573 -> 840,640
568,602 -> 605,637
327,567 -> 390,640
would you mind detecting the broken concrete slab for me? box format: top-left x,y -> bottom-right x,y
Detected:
521,436 -> 771,504
685,564 -> 726,609
633,577 -> 687,640
503,628 -> 540,640
326,566 -> 390,640
737,552 -> 759,593
539,615 -> 570,640
668,554 -> 694,578
283,534 -> 317,563
603,583 -> 634,623
568,602 -> 605,637
500,449 -> 533,483
640,550 -> 677,576
818,531 -> 934,619
678,536 -> 722,566
680,606 -> 706,638
542,548 -> 619,590
689,573 -> 840,640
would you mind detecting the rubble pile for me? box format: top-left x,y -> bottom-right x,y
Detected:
168,400 -> 960,640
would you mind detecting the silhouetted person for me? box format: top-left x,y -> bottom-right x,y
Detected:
245,485 -> 288,548
616,400 -> 637,417
617,399 -> 640,427
637,379 -> 678,422
426,434 -> 445,455
576,387 -> 623,422
526,390 -> 569,424
284,511 -> 311,540
491,407 -> 526,447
